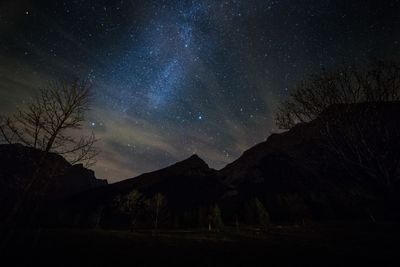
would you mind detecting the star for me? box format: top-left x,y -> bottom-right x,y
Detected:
0,0 -> 397,182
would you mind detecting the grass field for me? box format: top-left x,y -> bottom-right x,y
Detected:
2,222 -> 400,266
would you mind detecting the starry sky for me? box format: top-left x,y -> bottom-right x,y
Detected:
1,0 -> 399,182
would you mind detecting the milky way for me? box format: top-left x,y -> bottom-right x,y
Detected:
1,0 -> 399,182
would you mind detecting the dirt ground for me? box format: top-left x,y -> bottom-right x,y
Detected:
1,222 -> 399,266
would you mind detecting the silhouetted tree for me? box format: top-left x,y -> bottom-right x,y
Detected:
244,201 -> 256,225
275,60 -> 400,211
208,205 -> 223,232
91,206 -> 104,229
0,79 -> 98,166
235,215 -> 240,233
275,60 -> 400,129
145,193 -> 168,231
0,79 -> 98,235
114,190 -> 143,231
254,198 -> 271,231
244,198 -> 271,230
197,207 -> 207,230
322,103 -> 400,188
277,193 -> 310,223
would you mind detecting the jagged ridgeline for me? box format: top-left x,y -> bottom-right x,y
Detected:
1,102 -> 400,228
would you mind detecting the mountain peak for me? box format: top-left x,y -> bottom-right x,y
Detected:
179,154 -> 208,168
152,153 -> 211,177
187,154 -> 203,161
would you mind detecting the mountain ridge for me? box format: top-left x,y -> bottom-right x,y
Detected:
1,101 -> 400,226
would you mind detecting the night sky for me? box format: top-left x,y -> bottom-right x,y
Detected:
1,0 -> 399,182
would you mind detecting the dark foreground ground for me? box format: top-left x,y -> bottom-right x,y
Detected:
1,222 -> 400,267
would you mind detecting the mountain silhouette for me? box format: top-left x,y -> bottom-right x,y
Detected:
220,101 -> 400,221
108,153 -> 229,209
53,153 -> 230,227
1,102 -> 400,226
0,143 -> 107,222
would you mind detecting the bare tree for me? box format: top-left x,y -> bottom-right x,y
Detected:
274,61 -> 400,219
0,80 -> 99,250
145,193 -> 167,231
322,103 -> 400,188
275,60 -> 400,129
0,79 -> 98,166
316,103 -> 400,222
